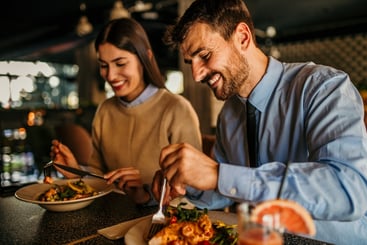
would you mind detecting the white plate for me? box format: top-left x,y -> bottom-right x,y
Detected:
15,178 -> 114,212
124,211 -> 237,245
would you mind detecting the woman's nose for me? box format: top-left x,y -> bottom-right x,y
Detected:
105,67 -> 117,81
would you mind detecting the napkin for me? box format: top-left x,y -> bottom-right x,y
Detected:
97,197 -> 195,240
98,215 -> 151,240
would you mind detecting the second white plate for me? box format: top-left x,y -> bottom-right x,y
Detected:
124,210 -> 237,245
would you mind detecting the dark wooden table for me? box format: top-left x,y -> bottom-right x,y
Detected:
0,191 -> 156,244
0,190 -> 332,245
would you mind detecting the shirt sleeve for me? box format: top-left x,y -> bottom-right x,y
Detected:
185,186 -> 234,210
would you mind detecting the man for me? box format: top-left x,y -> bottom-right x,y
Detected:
152,0 -> 367,244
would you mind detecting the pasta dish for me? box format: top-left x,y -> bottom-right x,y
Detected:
38,179 -> 98,202
148,204 -> 238,245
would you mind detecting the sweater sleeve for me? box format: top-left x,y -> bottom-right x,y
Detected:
86,102 -> 109,174
164,94 -> 202,151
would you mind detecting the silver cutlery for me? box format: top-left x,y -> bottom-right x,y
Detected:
146,177 -> 167,240
43,160 -> 105,179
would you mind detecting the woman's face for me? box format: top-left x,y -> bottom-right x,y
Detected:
97,42 -> 146,102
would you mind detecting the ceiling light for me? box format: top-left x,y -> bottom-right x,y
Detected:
266,26 -> 277,38
76,3 -> 93,36
76,16 -> 93,36
110,0 -> 130,20
129,0 -> 153,13
141,11 -> 159,20
255,26 -> 277,38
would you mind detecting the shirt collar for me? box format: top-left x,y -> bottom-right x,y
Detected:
119,83 -> 159,107
246,56 -> 283,112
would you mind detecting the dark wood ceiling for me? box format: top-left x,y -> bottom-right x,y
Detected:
246,0 -> 367,40
1,0 -> 366,67
0,0 -> 178,65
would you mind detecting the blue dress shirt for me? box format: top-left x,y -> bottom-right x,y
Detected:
187,57 -> 367,244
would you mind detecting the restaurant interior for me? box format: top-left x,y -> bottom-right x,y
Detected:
1,1 -> 367,244
1,0 -> 367,191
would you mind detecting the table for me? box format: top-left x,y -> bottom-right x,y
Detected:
0,191 -> 332,245
0,191 -> 156,244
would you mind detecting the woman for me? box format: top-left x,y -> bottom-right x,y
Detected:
51,18 -> 202,205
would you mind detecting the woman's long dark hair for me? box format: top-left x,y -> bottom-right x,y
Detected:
95,18 -> 165,88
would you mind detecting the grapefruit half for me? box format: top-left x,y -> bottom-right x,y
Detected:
250,199 -> 316,236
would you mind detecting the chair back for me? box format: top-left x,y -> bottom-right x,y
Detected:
54,123 -> 93,164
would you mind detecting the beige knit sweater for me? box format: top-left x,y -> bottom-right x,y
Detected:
87,89 -> 202,185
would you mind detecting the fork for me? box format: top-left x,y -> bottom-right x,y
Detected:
146,178 -> 167,240
43,160 -> 54,178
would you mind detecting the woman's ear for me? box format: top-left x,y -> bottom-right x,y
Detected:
147,49 -> 153,60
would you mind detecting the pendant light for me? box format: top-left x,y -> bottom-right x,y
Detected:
76,3 -> 93,36
110,0 -> 130,20
129,0 -> 153,13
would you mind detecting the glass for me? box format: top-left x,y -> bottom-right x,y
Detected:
237,202 -> 283,245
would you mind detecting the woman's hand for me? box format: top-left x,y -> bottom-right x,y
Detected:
104,167 -> 151,204
50,139 -> 80,178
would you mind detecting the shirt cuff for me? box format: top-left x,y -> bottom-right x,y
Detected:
217,163 -> 253,200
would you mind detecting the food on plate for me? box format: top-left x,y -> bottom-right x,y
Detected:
149,213 -> 213,244
250,199 -> 316,236
43,176 -> 53,184
148,203 -> 238,245
38,179 -> 98,202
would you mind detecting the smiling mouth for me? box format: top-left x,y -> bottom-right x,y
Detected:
111,80 -> 126,88
207,73 -> 221,87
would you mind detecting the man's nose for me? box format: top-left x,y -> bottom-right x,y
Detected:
191,60 -> 207,83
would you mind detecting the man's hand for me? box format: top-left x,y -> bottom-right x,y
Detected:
159,143 -> 219,197
151,170 -> 172,205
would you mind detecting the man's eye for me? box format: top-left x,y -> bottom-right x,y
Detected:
201,53 -> 211,61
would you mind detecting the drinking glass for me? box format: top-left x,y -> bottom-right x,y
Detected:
237,202 -> 284,245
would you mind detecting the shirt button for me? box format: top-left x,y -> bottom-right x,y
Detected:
230,188 -> 237,195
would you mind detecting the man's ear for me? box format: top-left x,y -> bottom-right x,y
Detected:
235,22 -> 252,49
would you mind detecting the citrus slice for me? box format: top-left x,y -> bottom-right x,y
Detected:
250,199 -> 316,236
67,181 -> 84,193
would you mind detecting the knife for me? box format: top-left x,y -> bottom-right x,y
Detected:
52,162 -> 126,195
53,162 -> 105,180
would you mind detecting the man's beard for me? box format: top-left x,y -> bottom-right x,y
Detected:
213,49 -> 249,100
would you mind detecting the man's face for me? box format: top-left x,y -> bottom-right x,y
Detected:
181,22 -> 249,100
